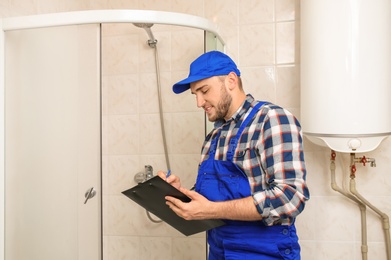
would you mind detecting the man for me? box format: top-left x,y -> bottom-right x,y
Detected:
158,51 -> 309,259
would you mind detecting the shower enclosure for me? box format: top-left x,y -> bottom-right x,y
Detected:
0,10 -> 224,260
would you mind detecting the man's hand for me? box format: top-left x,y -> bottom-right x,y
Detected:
156,170 -> 181,190
165,187 -> 214,220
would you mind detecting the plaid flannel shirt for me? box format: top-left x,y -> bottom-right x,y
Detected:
200,95 -> 310,226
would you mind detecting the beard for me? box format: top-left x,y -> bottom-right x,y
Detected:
208,84 -> 232,122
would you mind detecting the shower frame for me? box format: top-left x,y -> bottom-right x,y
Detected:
0,9 -> 225,260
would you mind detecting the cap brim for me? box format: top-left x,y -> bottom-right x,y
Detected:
172,74 -> 210,94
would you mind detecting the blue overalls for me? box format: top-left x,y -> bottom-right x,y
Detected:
195,102 -> 300,260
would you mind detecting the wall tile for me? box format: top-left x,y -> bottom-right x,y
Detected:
108,155 -> 140,195
239,0 -> 274,24
170,154 -> 201,190
171,29 -> 204,71
275,0 -> 298,21
171,0 -> 204,17
106,236 -> 140,260
240,66 -> 276,103
140,237 -> 172,260
275,65 -> 299,108
102,34 -> 139,76
239,24 -> 274,66
276,21 -> 296,64
138,113 -> 165,155
205,0 -> 238,26
108,74 -> 140,115
8,0 -> 37,15
169,72 -> 200,113
172,237 -> 207,260
108,115 -> 140,155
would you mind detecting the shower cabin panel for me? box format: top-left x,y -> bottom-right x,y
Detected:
5,24 -> 101,259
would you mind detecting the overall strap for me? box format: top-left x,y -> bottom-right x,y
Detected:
226,101 -> 265,161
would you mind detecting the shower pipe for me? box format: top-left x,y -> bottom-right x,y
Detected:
330,150 -> 368,260
0,9 -> 225,258
349,153 -> 391,260
134,23 -> 167,223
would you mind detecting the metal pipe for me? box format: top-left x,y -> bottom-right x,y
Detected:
349,153 -> 391,260
133,24 -> 170,224
330,150 -> 368,260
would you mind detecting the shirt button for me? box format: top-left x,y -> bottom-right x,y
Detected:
282,229 -> 289,235
285,249 -> 291,255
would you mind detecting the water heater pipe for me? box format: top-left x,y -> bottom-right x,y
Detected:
349,153 -> 391,260
330,151 -> 368,260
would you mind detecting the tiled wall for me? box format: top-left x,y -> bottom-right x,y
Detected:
101,22 -> 207,259
2,0 -> 391,259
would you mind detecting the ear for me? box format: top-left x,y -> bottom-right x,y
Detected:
226,72 -> 239,91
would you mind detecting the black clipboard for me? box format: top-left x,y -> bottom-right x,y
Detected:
122,176 -> 225,236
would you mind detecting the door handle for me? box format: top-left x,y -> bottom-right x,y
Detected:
84,187 -> 96,204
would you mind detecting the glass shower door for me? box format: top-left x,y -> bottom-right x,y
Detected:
5,24 -> 101,260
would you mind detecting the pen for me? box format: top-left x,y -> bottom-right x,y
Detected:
166,170 -> 171,179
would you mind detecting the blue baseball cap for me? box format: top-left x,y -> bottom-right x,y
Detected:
172,51 -> 241,94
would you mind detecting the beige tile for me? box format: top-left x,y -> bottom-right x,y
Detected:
171,111 -> 205,154
316,196 -> 359,242
0,0 -> 10,17
139,0 -> 171,11
171,30 -> 204,71
108,115 -> 140,155
108,155 -> 140,195
172,236 -> 207,260
102,115 -> 109,155
86,0 -> 109,10
240,66 -> 276,103
311,242 -> 355,260
171,0 -> 204,17
169,71 -> 200,113
139,71 -> 172,115
106,236 -> 140,260
276,21 -> 296,64
9,0 -> 37,15
218,25 -> 240,63
102,155 -> 109,195
138,72 -> 159,114
239,0 -> 274,24
275,0 -> 298,21
101,76 -> 109,115
275,65 -> 299,108
140,237 -> 172,260
102,0 -> 138,9
105,195 -> 178,237
170,154 -> 201,191
205,0 -> 239,26
102,34 -> 139,76
107,74 -> 139,115
362,242 -> 387,260
239,24 -> 275,66
138,113 -> 165,155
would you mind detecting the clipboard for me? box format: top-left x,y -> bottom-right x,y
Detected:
122,176 -> 225,236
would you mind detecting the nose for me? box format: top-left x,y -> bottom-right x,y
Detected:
196,95 -> 205,108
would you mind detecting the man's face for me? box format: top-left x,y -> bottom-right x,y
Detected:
190,76 -> 232,122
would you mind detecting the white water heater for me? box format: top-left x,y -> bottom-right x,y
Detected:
301,0 -> 391,153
